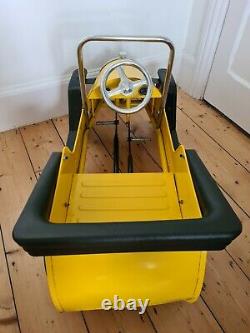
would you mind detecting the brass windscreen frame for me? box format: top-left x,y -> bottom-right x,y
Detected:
77,35 -> 175,127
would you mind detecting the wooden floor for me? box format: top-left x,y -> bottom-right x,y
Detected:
0,89 -> 249,333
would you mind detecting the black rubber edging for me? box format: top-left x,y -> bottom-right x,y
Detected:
12,150 -> 242,256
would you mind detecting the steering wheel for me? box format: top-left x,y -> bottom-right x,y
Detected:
100,59 -> 153,114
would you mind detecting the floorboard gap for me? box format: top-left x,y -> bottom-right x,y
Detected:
51,119 -> 66,146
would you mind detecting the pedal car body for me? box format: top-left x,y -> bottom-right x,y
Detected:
13,36 -> 241,312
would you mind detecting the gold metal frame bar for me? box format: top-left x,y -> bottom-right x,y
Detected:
77,35 -> 175,126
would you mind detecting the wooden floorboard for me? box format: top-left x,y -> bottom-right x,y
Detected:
0,90 -> 249,332
177,89 -> 250,172
147,299 -> 223,333
20,121 -> 63,173
202,251 -> 250,332
177,111 -> 250,216
222,190 -> 250,278
0,229 -> 19,333
0,129 -> 89,333
83,310 -> 157,333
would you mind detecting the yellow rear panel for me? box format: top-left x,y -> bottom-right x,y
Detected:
46,251 -> 206,311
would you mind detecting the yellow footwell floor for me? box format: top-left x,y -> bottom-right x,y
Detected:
66,173 -> 182,222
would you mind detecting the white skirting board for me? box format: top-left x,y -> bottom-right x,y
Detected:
0,78 -> 69,132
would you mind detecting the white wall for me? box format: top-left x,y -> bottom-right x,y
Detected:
0,0 -> 206,131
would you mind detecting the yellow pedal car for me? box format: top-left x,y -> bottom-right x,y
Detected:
13,36 -> 241,312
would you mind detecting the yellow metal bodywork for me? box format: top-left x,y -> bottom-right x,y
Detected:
45,66 -> 206,312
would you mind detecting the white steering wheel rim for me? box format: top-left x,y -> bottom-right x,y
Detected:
100,59 -> 153,114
